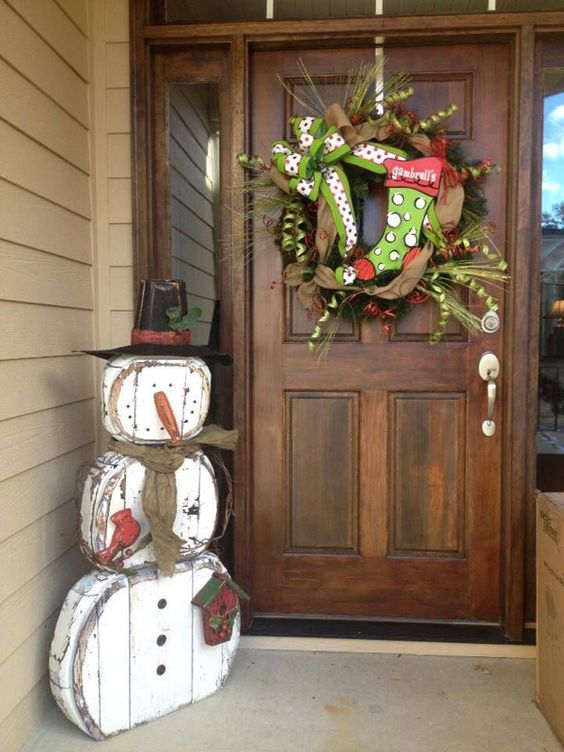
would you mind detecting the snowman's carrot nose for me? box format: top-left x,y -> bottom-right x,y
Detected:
154,391 -> 181,444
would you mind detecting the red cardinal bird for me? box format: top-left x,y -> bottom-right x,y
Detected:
96,508 -> 141,565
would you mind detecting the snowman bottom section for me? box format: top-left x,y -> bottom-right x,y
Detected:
49,554 -> 239,740
78,449 -> 218,571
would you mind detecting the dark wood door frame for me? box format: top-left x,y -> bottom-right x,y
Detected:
130,0 -> 564,641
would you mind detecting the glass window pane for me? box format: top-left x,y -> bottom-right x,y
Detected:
383,0 -> 486,13
537,71 -> 564,491
497,0 -> 564,10
274,0 -> 378,18
165,0 -> 266,23
168,83 -> 220,346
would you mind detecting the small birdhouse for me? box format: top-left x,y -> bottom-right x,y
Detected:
192,573 -> 249,646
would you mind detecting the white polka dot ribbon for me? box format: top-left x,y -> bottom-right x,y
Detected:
270,114 -> 409,255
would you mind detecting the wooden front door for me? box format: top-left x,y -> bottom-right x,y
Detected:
251,43 -> 509,621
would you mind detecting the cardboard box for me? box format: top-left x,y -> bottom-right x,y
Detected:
537,491 -> 564,745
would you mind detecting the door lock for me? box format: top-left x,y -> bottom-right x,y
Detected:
478,352 -> 500,437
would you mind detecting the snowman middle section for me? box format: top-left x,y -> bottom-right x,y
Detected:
78,448 -> 218,570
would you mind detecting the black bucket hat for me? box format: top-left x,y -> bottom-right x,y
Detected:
82,279 -> 232,365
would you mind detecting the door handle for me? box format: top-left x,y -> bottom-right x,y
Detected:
478,352 -> 500,437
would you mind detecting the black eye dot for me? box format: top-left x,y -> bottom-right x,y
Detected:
156,665 -> 166,675
126,404 -> 130,408
146,428 -> 150,431
134,424 -> 138,429
157,634 -> 167,646
193,400 -> 197,404
169,383 -> 173,387
190,411 -> 194,415
160,427 -> 164,431
128,415 -> 132,419
158,599 -> 167,609
183,419 -> 188,423
152,383 -> 156,387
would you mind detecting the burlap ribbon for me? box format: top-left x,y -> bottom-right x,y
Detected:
275,104 -> 465,310
109,425 -> 238,576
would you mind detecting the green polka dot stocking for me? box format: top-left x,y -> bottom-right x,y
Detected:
337,156 -> 444,285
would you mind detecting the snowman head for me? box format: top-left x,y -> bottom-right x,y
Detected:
102,355 -> 211,444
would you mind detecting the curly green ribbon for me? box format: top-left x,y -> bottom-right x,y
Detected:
307,292 -> 346,353
281,200 -> 310,265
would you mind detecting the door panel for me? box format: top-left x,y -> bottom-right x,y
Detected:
251,43 -> 508,621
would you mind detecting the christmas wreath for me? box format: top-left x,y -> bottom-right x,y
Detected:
238,62 -> 508,354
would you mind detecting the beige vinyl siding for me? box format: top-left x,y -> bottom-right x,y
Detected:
91,0 -> 134,352
169,84 -> 219,345
0,1 -> 94,749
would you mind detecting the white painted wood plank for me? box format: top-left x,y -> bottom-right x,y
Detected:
0,302 -> 93,360
77,610 -> 101,735
104,0 -> 128,42
0,58 -> 89,172
78,451 -> 218,569
0,2 -> 88,126
0,444 -> 94,543
0,400 -> 95,482
50,558 -> 239,739
129,569 -> 193,725
102,356 -> 211,444
98,580 -> 130,735
110,310 -> 134,347
106,42 -> 129,88
0,676 -> 51,752
0,121 -> 90,217
0,546 -> 87,664
5,0 -> 89,80
0,501 -> 77,603
49,571 -> 118,736
109,224 -> 133,266
108,178 -> 132,223
107,133 -> 131,177
0,180 -> 91,264
0,242 -> 93,310
106,88 -> 130,133
0,611 -> 59,726
54,0 -> 88,35
110,266 -> 134,310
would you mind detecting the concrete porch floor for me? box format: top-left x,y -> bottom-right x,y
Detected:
22,647 -> 562,752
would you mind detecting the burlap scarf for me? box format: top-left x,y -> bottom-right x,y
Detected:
109,425 -> 238,576
273,103 -> 465,311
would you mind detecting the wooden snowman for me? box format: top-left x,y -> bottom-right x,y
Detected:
50,280 -> 246,740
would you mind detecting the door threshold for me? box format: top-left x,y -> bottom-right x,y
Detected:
240,635 -> 536,659
245,616 -> 536,646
